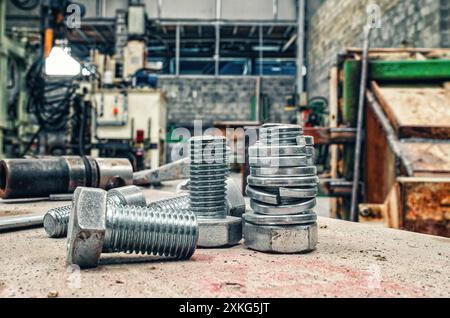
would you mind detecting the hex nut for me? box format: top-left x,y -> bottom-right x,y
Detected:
243,222 -> 317,254
198,216 -> 242,247
66,187 -> 108,268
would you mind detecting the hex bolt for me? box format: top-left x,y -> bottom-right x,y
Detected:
67,187 -> 199,268
188,136 -> 242,247
148,178 -> 246,218
43,185 -> 147,238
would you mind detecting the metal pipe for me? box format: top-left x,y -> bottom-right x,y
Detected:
350,26 -> 372,222
133,157 -> 189,186
0,157 -> 133,199
296,0 -> 305,95
255,77 -> 261,122
214,0 -> 221,76
273,0 -> 279,20
175,24 -> 180,76
215,23 -> 220,76
0,214 -> 44,232
259,24 -> 263,76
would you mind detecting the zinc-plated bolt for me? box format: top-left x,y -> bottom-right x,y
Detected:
148,194 -> 188,212
67,187 -> 199,268
148,178 -> 246,218
188,136 -> 242,247
44,185 -> 147,238
189,136 -> 229,219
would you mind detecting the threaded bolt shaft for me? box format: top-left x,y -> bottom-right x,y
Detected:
44,185 -> 146,238
147,194 -> 189,211
189,136 -> 229,219
103,202 -> 198,259
259,124 -> 303,146
43,206 -> 68,238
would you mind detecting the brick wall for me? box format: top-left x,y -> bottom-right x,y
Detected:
306,0 -> 444,98
441,0 -> 450,47
157,76 -> 295,125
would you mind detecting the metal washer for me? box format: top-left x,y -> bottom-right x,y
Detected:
247,175 -> 319,188
249,156 -> 314,168
250,166 -> 317,177
243,211 -> 317,226
250,198 -> 317,215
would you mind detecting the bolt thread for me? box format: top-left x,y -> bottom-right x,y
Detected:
108,185 -> 147,207
43,205 -> 70,238
260,124 -> 303,146
147,194 -> 189,211
104,204 -> 198,260
189,136 -> 229,219
44,189 -> 145,238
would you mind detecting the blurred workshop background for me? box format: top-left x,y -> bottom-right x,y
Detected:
0,0 -> 449,237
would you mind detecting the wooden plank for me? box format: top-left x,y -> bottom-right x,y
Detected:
370,81 -> 401,135
329,66 -> 339,219
384,183 -> 402,229
329,67 -> 339,128
371,82 -> 450,139
346,47 -> 450,56
365,96 -> 397,203
399,143 -> 450,176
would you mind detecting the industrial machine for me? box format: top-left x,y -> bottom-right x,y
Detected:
90,88 -> 167,171
0,1 -> 166,171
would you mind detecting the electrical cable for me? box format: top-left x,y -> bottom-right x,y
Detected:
11,0 -> 40,11
21,54 -> 77,156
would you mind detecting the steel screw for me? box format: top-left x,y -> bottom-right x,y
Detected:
148,178 -> 246,218
188,136 -> 242,247
67,187 -> 199,268
44,185 -> 147,238
189,136 -> 229,219
103,202 -> 198,256
148,194 -> 189,212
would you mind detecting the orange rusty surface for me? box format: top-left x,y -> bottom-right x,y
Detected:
403,181 -> 450,237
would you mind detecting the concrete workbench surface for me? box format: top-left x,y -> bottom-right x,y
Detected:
0,177 -> 448,298
0,215 -> 448,298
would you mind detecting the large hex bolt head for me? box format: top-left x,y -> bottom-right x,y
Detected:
66,187 -> 107,268
243,222 -> 318,254
198,216 -> 242,247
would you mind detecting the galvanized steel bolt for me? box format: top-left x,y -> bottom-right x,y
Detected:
44,185 -> 147,238
148,178 -> 245,218
67,187 -> 199,268
188,136 -> 242,247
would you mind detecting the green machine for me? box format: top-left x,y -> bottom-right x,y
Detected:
0,0 -> 34,158
335,51 -> 450,220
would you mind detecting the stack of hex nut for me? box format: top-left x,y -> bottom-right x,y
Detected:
243,123 -> 319,254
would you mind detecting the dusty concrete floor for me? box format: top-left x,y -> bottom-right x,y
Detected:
0,177 -> 449,298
